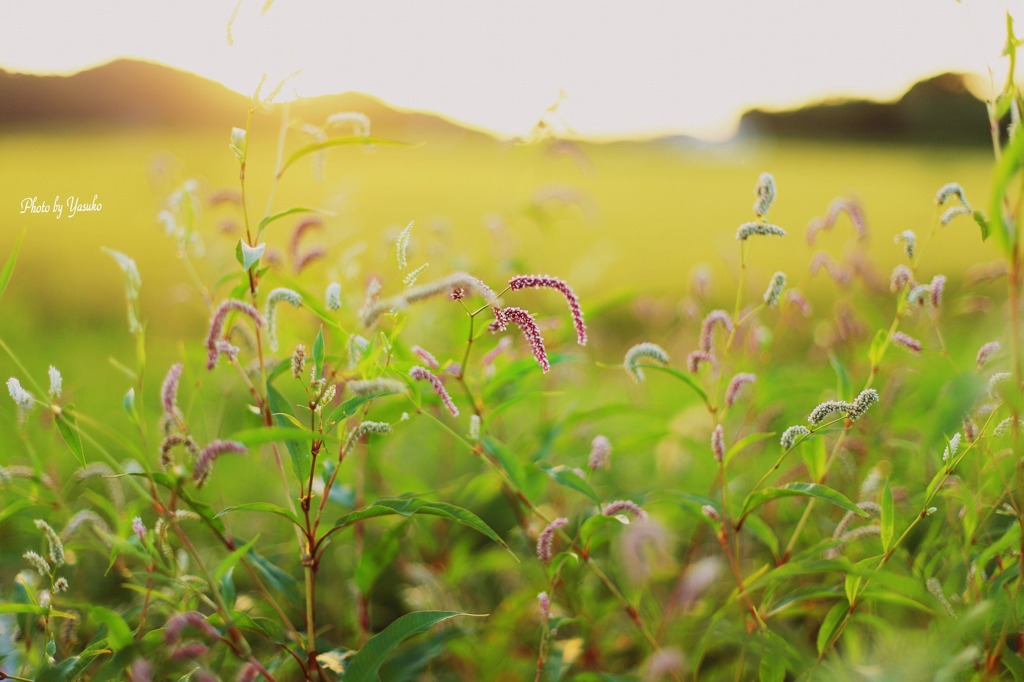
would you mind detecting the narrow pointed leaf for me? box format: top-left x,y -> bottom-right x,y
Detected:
742,482 -> 867,518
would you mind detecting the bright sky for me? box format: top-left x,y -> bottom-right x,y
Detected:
0,0 -> 1020,140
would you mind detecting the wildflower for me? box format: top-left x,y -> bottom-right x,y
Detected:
348,335 -> 369,368
847,388 -> 879,422
940,206 -> 972,225
164,612 -> 222,645
988,372 -> 1011,398
314,383 -> 336,414
346,378 -> 406,397
895,230 -> 916,259
995,418 -> 1024,436
6,377 -> 33,418
686,350 -> 715,373
508,274 -> 587,346
930,275 -> 946,308
942,433 -> 961,462
753,172 -> 776,217
589,434 -> 612,470
536,517 -> 569,563
700,310 -> 732,352
936,182 -> 970,208
326,282 -> 342,311
326,111 -> 371,135
342,421 -> 391,453
205,300 -> 264,370
47,366 -> 62,400
711,425 -> 725,463
676,556 -> 722,611
763,271 -> 786,307
907,285 -> 930,307
604,499 -> 648,521
160,434 -> 201,470
295,248 -> 326,273
61,510 -> 111,540
23,551 -> 50,576
102,248 -> 143,333
291,345 -> 306,379
498,307 -> 550,373
193,440 -> 247,488
449,286 -> 465,301
403,263 -> 429,287
411,345 -> 439,369
890,264 -> 914,292
624,342 -> 669,382
780,425 -> 810,449
538,592 -> 551,622
132,517 -> 147,541
787,289 -> 812,316
808,399 -> 851,425
161,363 -> 184,419
725,373 -> 756,408
469,415 -> 481,441
736,222 -> 786,240
410,366 -> 459,416
170,643 -> 209,662
700,505 -> 720,522
361,272 -> 501,327
482,337 -> 512,367
809,252 -> 850,285
264,288 -> 303,353
892,331 -> 923,353
35,519 -> 64,566
963,416 -> 979,443
976,341 -> 1000,370
646,648 -> 686,682
926,577 -> 957,618
53,577 -> 68,593
395,220 -> 414,270
806,197 -> 867,244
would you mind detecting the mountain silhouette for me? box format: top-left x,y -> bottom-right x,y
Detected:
0,58 -> 492,143
738,73 -> 992,146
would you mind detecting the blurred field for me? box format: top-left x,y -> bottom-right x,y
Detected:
0,128 -> 999,444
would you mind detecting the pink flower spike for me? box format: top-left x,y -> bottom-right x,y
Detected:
725,373 -> 756,408
482,337 -> 512,367
892,331 -> 923,353
711,424 -> 725,463
205,300 -> 264,370
508,274 -> 587,346
193,440 -> 247,487
161,363 -> 184,417
411,345 -> 439,369
699,310 -> 732,353
537,517 -> 569,563
410,366 -> 459,416
498,307 -> 550,373
687,350 -> 716,373
589,435 -> 612,471
976,341 -> 1001,370
930,274 -> 946,308
603,499 -> 648,521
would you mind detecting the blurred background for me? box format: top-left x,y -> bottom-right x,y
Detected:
0,0 -> 1014,469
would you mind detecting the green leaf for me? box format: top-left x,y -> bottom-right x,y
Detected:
990,116 -> 1024,255
0,228 -> 25,304
579,513 -> 626,547
342,611 -> 479,682
55,404 -> 86,467
313,326 -> 325,380
482,437 -> 528,493
868,329 -> 888,366
0,603 -> 76,619
258,206 -> 322,232
355,523 -> 405,593
802,436 -> 828,482
267,382 -> 308,484
742,482 -> 868,518
829,353 -> 851,401
742,512 -> 780,558
89,606 -> 133,651
332,498 -> 510,554
221,567 -> 237,609
880,479 -> 895,552
973,210 -> 990,241
249,548 -> 302,605
542,465 -> 600,506
816,601 -> 848,655
214,535 -> 259,583
724,431 -> 776,465
326,394 -> 385,429
632,364 -> 709,404
228,426 -> 314,449
278,135 -> 410,178
215,502 -> 302,528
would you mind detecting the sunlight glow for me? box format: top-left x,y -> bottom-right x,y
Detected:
0,0 -> 1018,139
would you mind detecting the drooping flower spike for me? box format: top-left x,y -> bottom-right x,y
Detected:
763,272 -> 786,307
536,517 -> 569,563
687,350 -> 716,373
193,440 -> 247,487
508,274 -> 587,345
361,272 -> 502,327
603,500 -> 648,521
725,373 -> 756,408
780,425 -> 810,449
409,366 -> 459,416
624,342 -> 669,382
161,363 -> 184,419
589,435 -> 612,470
411,345 -> 439,369
497,307 -> 550,373
711,425 -> 725,463
737,222 -> 786,240
753,172 -> 776,217
205,300 -> 264,370
395,220 -> 414,271
892,331 -> 923,353
699,310 -> 733,353
976,341 -> 1001,370
264,287 -> 303,352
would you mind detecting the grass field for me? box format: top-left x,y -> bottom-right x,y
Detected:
0,123 -> 1018,680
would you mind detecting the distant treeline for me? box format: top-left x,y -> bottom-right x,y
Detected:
739,73 -> 996,147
